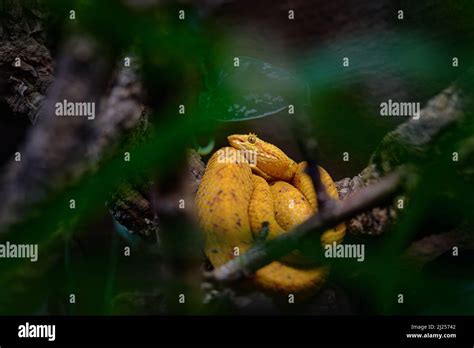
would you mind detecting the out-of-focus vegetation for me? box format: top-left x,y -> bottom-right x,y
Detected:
0,0 -> 474,315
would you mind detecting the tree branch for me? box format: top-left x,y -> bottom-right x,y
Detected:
337,84 -> 464,235
0,37 -> 149,233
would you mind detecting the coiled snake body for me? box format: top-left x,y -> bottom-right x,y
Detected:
196,133 -> 345,297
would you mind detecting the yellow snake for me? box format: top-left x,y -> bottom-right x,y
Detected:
195,133 -> 345,297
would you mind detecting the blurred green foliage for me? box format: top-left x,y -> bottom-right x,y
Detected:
0,0 -> 474,315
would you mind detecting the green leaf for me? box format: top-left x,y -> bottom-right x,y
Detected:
201,56 -> 310,122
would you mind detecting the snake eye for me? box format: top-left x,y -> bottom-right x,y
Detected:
248,135 -> 256,144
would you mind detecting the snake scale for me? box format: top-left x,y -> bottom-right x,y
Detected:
195,133 -> 345,297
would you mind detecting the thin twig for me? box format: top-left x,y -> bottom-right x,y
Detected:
292,110 -> 332,209
254,222 -> 270,244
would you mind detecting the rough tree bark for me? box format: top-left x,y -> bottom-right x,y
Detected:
0,0 -> 53,124
0,35 -> 150,233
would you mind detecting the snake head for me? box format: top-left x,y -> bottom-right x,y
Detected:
228,133 -> 298,181
228,133 -> 259,152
